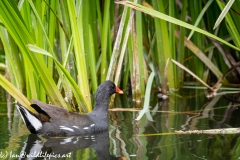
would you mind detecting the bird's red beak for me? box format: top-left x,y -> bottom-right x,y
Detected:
116,87 -> 123,94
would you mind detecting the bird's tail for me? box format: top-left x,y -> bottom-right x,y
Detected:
15,103 -> 42,133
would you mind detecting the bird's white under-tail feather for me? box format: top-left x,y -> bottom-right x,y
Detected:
15,104 -> 42,131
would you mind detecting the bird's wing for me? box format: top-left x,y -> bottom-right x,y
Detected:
31,100 -> 93,127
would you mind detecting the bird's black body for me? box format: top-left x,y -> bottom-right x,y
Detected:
15,80 -> 123,136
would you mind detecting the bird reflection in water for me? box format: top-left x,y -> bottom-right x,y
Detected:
19,131 -> 124,160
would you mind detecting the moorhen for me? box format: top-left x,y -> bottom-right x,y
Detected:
15,80 -> 123,136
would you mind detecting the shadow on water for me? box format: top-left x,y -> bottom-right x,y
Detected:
1,88 -> 240,159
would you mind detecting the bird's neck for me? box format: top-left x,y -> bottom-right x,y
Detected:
92,101 -> 109,113
92,94 -> 110,113
90,102 -> 109,130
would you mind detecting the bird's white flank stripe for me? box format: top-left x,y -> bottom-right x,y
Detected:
90,124 -> 95,127
83,127 -> 89,130
60,126 -> 74,132
72,126 -> 78,128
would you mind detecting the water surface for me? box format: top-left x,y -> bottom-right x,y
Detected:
1,89 -> 240,159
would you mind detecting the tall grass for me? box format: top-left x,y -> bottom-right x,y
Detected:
0,0 -> 240,112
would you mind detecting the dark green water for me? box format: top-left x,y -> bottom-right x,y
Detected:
1,88 -> 240,160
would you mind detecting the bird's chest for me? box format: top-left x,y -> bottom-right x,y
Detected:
88,114 -> 109,133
